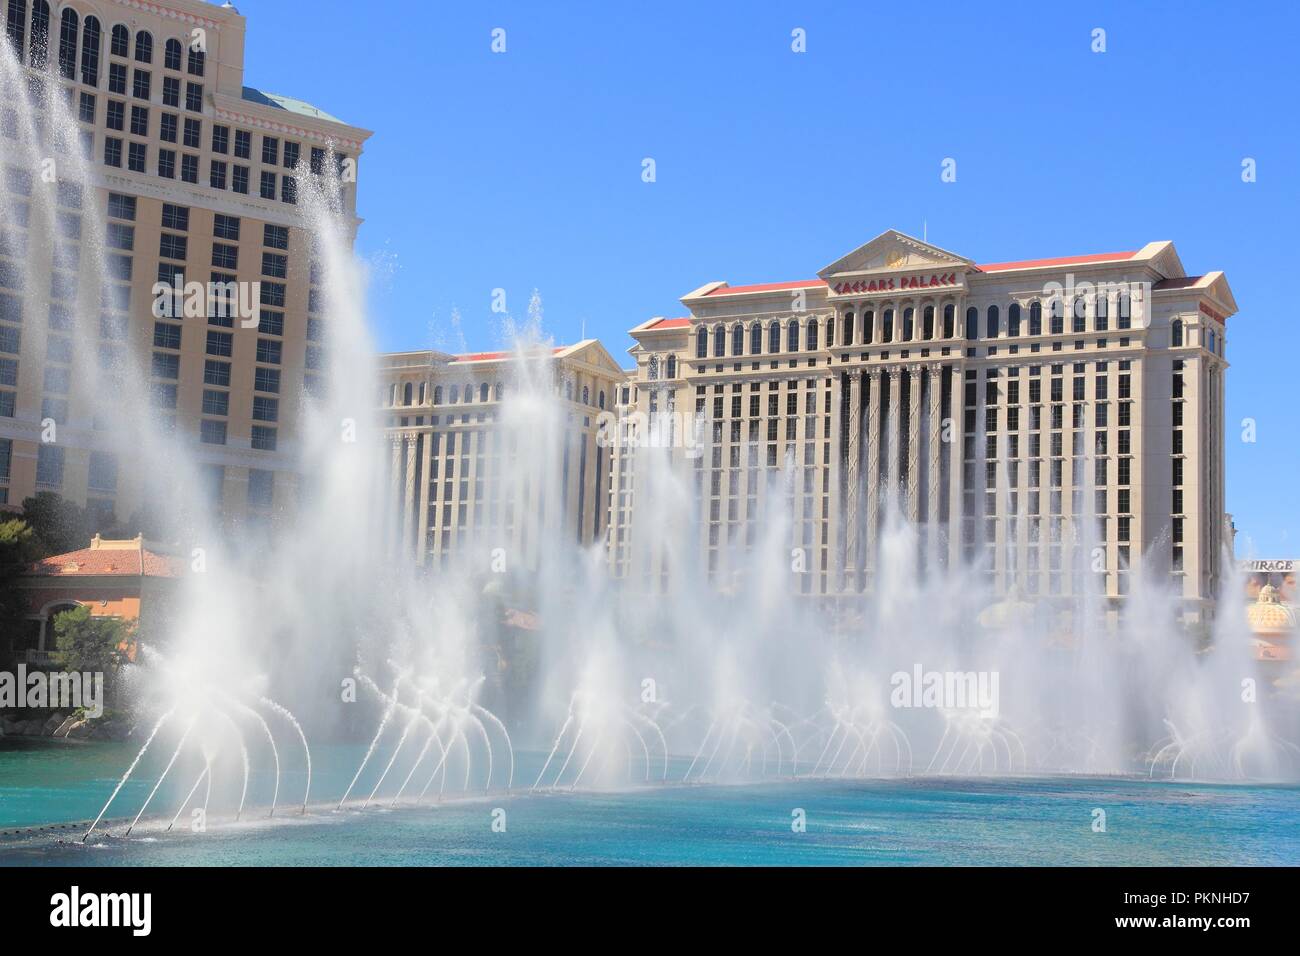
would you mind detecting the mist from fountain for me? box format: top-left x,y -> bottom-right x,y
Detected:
3,31 -> 1297,848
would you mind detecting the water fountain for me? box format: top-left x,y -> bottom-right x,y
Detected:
2,27 -> 1297,860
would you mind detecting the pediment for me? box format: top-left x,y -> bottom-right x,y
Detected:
818,230 -> 973,279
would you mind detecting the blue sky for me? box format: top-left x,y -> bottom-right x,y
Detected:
233,0 -> 1299,554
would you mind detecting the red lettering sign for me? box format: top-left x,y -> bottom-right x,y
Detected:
832,273 -> 958,295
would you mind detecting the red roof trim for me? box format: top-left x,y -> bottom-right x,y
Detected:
974,251 -> 1138,273
649,317 -> 692,329
704,279 -> 827,297
452,347 -> 566,363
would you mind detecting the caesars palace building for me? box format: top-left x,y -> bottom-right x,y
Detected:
607,231 -> 1237,622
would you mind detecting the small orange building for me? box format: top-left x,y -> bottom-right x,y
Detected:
9,535 -> 183,666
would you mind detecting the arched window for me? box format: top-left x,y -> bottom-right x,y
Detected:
6,1 -> 26,62
1072,297 -> 1086,333
732,324 -> 744,356
843,311 -> 855,347
433,385 -> 443,404
494,382 -> 502,400
164,37 -> 181,70
712,324 -> 725,357
1049,297 -> 1064,335
28,1 -> 49,68
1029,301 -> 1043,336
923,306 -> 934,339
581,385 -> 589,404
825,317 -> 835,348
418,382 -> 426,404
942,304 -> 954,338
1008,303 -> 1021,337
565,381 -> 574,401
695,327 -> 707,359
965,306 -> 979,340
1095,295 -> 1109,332
598,390 -> 605,409
134,30 -> 151,63
768,321 -> 780,353
647,355 -> 658,380
481,382 -> 490,402
882,309 -> 894,343
986,305 -> 999,339
109,23 -> 127,58
787,320 -> 799,352
749,322 -> 761,355
1170,318 -> 1183,347
57,8 -> 77,79
666,354 -> 676,378
187,45 -> 204,77
1116,293 -> 1132,330
402,382 -> 413,405
902,307 -> 914,341
807,318 -> 819,351
80,16 -> 100,86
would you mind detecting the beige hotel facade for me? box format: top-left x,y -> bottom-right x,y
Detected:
609,231 -> 1236,623
1,0 -> 370,527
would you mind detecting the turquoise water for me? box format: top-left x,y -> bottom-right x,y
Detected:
2,738 -> 1297,865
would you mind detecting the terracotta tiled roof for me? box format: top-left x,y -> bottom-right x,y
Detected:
24,542 -> 184,578
649,317 -> 692,329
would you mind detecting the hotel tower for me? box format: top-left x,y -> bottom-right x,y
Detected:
612,231 -> 1236,624
1,0 -> 370,528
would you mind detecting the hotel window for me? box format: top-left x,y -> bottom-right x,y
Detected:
211,124 -> 229,154
234,129 -> 251,159
213,214 -> 240,241
248,469 -> 274,508
260,282 -> 285,308
160,112 -> 177,142
103,137 -> 122,167
264,224 -> 289,249
232,165 -> 249,194
157,148 -> 175,178
258,310 -> 284,336
153,320 -> 182,350
200,419 -> 227,445
161,203 -> 188,231
36,444 -> 64,487
310,147 -> 326,175
107,99 -> 124,130
127,142 -> 146,172
206,330 -> 232,357
211,243 -> 238,270
986,305 -> 999,339
78,91 -> 96,123
807,319 -> 818,351
256,338 -> 282,365
1072,299 -> 1086,333
965,307 -> 978,340
261,136 -> 279,165
260,171 -> 276,200
253,396 -> 278,422
204,359 -> 230,387
151,351 -> 178,379
768,321 -> 780,353
108,61 -> 126,93
132,68 -> 150,100
251,426 -> 277,451
281,176 -> 297,204
80,16 -> 101,84
111,24 -> 129,58
183,117 -> 200,148
1029,302 -> 1043,336
284,142 -> 300,170
180,154 -> 198,183
201,389 -> 229,416
134,30 -> 151,63
187,47 -> 205,76
164,38 -> 181,71
185,82 -> 202,112
209,160 -> 227,189
255,367 -> 281,393
1050,299 -> 1064,335
130,104 -> 148,136
161,75 -> 179,106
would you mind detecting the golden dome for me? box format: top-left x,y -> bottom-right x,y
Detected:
1247,585 -> 1298,637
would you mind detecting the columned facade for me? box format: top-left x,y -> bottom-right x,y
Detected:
616,230 -> 1238,624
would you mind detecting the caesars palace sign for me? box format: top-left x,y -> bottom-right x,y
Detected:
830,272 -> 963,296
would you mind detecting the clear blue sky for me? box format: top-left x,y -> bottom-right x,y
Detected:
233,0 -> 1299,555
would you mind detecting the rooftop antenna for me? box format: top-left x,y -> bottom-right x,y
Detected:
923,218 -> 928,242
